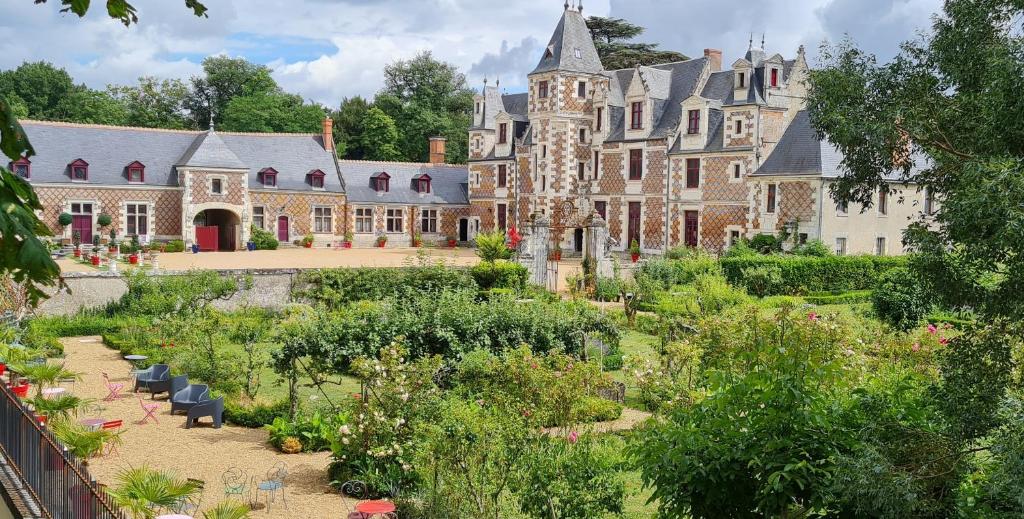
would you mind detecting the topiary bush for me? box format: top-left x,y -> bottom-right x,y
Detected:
298,266 -> 476,307
96,213 -> 112,228
250,225 -> 279,250
740,264 -> 783,297
721,255 -> 907,296
470,260 -> 528,291
224,399 -> 290,428
749,233 -> 782,254
163,240 -> 186,253
636,253 -> 722,290
872,267 -> 931,330
58,212 -> 73,227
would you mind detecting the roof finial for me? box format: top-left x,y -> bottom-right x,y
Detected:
564,0 -> 569,10
496,76 -> 500,89
748,33 -> 753,50
208,110 -> 214,132
578,0 -> 583,13
761,33 -> 765,49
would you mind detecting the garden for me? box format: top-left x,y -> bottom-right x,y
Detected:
2,230 -> 1021,518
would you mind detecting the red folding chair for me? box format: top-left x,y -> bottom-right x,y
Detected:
102,373 -> 123,401
138,397 -> 159,424
100,420 -> 123,456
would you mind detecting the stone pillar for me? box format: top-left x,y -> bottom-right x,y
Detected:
585,211 -> 614,278
517,215 -> 550,287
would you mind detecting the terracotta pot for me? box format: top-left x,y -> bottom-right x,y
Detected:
631,253 -> 640,263
0,363 -> 6,377
343,242 -> 352,249
73,249 -> 81,258
35,415 -> 47,427
303,242 -> 313,248
12,384 -> 28,398
108,247 -> 117,254
128,254 -> 138,265
90,256 -> 101,266
377,242 -> 386,248
551,251 -> 562,261
413,240 -> 422,247
448,240 -> 457,248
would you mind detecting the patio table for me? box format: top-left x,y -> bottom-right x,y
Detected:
79,418 -> 105,431
124,355 -> 148,379
355,500 -> 396,517
41,387 -> 66,398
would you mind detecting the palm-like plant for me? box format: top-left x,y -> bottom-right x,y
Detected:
13,362 -> 79,397
202,501 -> 251,519
49,418 -> 121,459
107,467 -> 202,519
28,394 -> 90,418
475,231 -> 511,262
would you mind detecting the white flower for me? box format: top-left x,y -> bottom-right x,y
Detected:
342,437 -> 350,445
339,425 -> 350,435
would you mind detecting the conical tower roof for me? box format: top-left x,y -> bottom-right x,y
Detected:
176,129 -> 247,170
531,7 -> 603,75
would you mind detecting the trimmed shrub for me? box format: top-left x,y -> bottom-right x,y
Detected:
804,290 -> 873,305
163,240 -> 186,253
298,266 -> 475,307
250,225 -> 279,250
872,267 -> 930,330
224,399 -> 291,428
96,213 -> 112,228
470,260 -> 528,291
721,255 -> 907,296
740,264 -> 783,297
637,254 -> 721,290
722,240 -> 758,258
749,233 -> 782,254
793,239 -> 832,257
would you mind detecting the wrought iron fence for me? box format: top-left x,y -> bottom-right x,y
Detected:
0,381 -> 124,518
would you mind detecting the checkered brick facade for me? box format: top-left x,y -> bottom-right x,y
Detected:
776,180 -> 815,230
187,170 -> 246,206
249,190 -> 347,239
37,185 -> 182,240
700,204 -> 747,252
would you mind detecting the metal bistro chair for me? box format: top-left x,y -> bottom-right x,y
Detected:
222,467 -> 248,500
173,478 -> 205,515
340,480 -> 368,517
255,462 -> 287,512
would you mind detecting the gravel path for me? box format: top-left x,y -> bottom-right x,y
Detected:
61,336 -> 355,518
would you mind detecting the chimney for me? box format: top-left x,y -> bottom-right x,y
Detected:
322,117 -> 334,151
428,136 -> 446,164
704,48 -> 722,72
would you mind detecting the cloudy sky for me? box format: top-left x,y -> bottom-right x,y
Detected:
0,0 -> 941,106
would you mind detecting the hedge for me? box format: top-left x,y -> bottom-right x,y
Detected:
470,261 -> 528,292
803,290 -> 873,305
297,266 -> 476,307
720,255 -> 907,296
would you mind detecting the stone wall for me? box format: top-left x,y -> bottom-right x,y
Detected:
36,269 -> 303,317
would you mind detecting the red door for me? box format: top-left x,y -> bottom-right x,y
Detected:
684,210 -> 699,247
71,215 -> 92,243
627,202 -> 641,248
277,216 -> 289,242
195,226 -> 218,251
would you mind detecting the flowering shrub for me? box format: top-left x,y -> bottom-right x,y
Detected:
626,340 -> 703,412
515,433 -> 626,519
328,342 -> 443,494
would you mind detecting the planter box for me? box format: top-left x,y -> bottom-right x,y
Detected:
342,242 -> 352,249
128,255 -> 139,265
90,256 -> 101,266
303,242 -> 313,248
448,240 -> 457,248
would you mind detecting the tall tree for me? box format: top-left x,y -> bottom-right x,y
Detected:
53,89 -> 128,125
375,52 -> 473,163
220,91 -> 324,133
0,62 -> 76,119
586,17 -> 687,69
108,77 -> 192,129
185,56 -> 278,128
360,106 -> 402,162
331,96 -> 370,159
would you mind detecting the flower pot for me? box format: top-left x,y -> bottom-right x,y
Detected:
303,242 -> 313,248
413,240 -> 422,247
377,242 -> 386,248
128,254 -> 138,265
191,244 -> 200,254
12,384 -> 28,398
0,363 -> 6,377
343,242 -> 352,249
73,249 -> 81,258
35,414 -> 47,427
246,241 -> 256,251
448,240 -> 457,248
108,247 -> 117,254
631,253 -> 640,263
90,256 -> 101,266
551,251 -> 562,261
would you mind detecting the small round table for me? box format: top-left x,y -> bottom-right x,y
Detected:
41,387 -> 66,398
124,354 -> 148,365
355,500 -> 396,518
79,418 -> 105,431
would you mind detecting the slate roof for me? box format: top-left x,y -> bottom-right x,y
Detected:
339,160 -> 469,205
753,111 -> 923,181
17,120 -> 339,192
603,58 -> 708,142
531,8 -> 603,75
471,90 -> 531,131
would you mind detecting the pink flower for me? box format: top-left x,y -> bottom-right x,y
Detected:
927,324 -> 937,334
567,431 -> 579,444
911,342 -> 921,352
522,409 -> 532,417
939,337 -> 949,346
808,312 -> 818,322
530,362 -> 539,369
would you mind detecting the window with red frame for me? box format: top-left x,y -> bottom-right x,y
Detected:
629,149 -> 643,180
260,168 -> 278,187
11,158 -> 30,179
69,159 -> 88,181
374,173 -> 390,192
309,171 -> 325,189
417,177 -> 431,193
126,161 -> 145,183
498,123 -> 507,144
687,109 -> 700,134
686,158 -> 700,188
497,165 -> 507,188
771,68 -> 779,87
630,102 -> 643,129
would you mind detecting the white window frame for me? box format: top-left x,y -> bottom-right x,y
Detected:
208,175 -> 228,196
252,206 -> 266,230
124,202 -> 150,238
313,206 -> 333,234
729,161 -> 744,183
420,208 -> 438,234
765,183 -> 778,214
354,207 -> 374,234
835,236 -> 848,256
386,208 -> 404,234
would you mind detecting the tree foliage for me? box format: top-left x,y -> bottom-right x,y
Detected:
359,106 -> 402,161
331,96 -> 370,159
586,16 -> 687,69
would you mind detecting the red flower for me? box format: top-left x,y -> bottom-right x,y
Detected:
939,337 -> 949,346
927,324 -> 937,334
567,431 -> 579,444
808,312 -> 818,322
911,342 -> 921,352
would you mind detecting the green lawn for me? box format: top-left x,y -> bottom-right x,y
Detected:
218,341 -> 362,407
610,330 -> 660,410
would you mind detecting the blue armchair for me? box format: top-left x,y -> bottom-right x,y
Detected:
133,364 -> 169,393
171,383 -> 210,415
186,396 -> 224,429
148,374 -> 186,400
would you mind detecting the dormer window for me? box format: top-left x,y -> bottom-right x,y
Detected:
69,159 -> 88,182
259,167 -> 278,187
372,172 -> 390,193
737,71 -> 746,88
498,123 -> 508,144
687,109 -> 700,134
307,169 -> 326,190
770,68 -> 779,88
414,174 -> 432,194
126,161 -> 145,183
630,102 -> 643,130
11,157 -> 30,180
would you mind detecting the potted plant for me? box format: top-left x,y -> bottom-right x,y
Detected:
107,230 -> 117,254
72,231 -> 82,257
301,233 -> 315,248
128,250 -> 139,265
550,244 -> 562,262
629,239 -> 641,263
58,213 -> 73,244
90,247 -> 101,266
97,213 -> 112,245
447,235 -> 457,248
343,230 -> 353,249
376,234 -> 388,248
191,242 -> 200,254
412,231 -> 422,247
